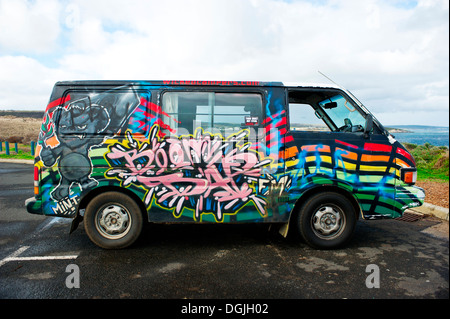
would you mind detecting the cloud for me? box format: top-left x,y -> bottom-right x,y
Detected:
56,0 -> 283,79
0,0 -> 448,126
0,0 -> 61,54
0,55 -> 60,108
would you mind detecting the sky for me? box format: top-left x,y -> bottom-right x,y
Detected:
0,0 -> 448,127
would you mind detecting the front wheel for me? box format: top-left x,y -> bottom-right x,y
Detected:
84,192 -> 143,249
296,192 -> 357,249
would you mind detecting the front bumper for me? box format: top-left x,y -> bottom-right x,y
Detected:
396,185 -> 426,210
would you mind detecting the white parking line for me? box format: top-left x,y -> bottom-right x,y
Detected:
0,246 -> 30,267
36,216 -> 72,232
0,245 -> 78,268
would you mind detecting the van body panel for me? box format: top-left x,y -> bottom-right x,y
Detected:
26,80 -> 425,233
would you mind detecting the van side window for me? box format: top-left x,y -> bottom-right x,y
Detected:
288,90 -> 366,133
289,103 -> 331,132
161,92 -> 263,137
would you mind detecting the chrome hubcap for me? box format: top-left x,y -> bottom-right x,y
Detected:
311,205 -> 345,239
96,204 -> 131,239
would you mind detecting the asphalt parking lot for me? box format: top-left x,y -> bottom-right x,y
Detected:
0,162 -> 448,307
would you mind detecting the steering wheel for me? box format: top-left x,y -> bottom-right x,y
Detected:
337,118 -> 353,132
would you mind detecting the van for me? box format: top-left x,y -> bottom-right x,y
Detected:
25,80 -> 425,249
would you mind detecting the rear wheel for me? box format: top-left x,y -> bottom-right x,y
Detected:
84,192 -> 143,249
296,192 -> 357,249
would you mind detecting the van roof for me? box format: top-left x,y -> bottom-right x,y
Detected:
54,80 -> 341,90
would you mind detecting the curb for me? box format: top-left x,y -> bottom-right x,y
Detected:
409,203 -> 449,222
1,159 -> 448,221
0,158 -> 34,164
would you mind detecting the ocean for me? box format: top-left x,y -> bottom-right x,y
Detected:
390,125 -> 449,147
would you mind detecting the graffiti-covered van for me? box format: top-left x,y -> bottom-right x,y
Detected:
25,80 -> 425,249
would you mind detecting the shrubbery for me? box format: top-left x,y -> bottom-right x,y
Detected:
0,134 -> 37,144
6,136 -> 24,143
404,142 -> 449,179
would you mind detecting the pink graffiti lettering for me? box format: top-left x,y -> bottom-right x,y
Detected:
106,126 -> 271,221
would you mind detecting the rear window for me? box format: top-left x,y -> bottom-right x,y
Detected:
56,87 -> 143,137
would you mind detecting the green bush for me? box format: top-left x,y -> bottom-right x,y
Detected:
405,143 -> 449,181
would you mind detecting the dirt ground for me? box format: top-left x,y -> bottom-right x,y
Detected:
416,181 -> 449,209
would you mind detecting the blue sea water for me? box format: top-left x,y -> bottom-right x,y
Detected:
391,126 -> 449,147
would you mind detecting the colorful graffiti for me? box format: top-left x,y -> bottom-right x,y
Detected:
27,83 -> 423,225
285,136 -> 423,219
104,125 -> 277,222
36,86 -> 141,213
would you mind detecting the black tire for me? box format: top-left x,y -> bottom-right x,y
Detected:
84,192 -> 143,249
296,192 -> 357,249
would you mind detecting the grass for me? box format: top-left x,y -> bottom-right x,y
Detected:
404,142 -> 449,182
417,168 -> 448,182
0,143 -> 35,160
1,141 -> 449,182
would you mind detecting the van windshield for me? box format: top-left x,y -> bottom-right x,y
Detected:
318,94 -> 366,132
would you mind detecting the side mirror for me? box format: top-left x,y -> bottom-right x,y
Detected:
364,114 -> 373,138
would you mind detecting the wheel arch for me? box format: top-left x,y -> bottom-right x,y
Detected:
286,184 -> 362,249
77,186 -> 147,219
289,184 -> 361,225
